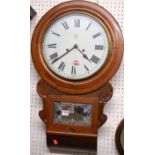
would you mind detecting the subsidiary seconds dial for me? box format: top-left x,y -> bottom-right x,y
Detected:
43,13 -> 110,80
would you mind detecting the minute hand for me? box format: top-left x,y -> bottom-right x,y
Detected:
52,46 -> 75,64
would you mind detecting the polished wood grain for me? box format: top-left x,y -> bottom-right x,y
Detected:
31,0 -> 124,94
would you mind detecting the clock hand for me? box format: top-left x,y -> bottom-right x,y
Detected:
74,44 -> 91,62
82,53 -> 91,62
52,45 -> 75,64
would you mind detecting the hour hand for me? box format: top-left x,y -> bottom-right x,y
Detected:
75,44 -> 91,62
82,53 -> 91,62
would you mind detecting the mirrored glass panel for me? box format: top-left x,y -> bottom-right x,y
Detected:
53,101 -> 92,127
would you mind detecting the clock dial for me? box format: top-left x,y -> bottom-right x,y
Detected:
43,13 -> 110,80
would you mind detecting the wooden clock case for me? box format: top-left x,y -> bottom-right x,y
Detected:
31,0 -> 124,152
37,80 -> 113,151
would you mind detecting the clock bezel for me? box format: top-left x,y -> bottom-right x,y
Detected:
31,0 -> 124,94
42,12 -> 112,81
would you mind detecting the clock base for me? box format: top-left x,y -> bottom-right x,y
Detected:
47,133 -> 97,152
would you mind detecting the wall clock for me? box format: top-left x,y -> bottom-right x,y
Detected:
31,0 -> 123,152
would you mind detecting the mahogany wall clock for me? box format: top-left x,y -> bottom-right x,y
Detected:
31,0 -> 123,152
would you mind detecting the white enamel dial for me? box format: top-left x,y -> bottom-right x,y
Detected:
43,13 -> 109,80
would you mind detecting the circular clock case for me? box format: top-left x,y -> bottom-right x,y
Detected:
31,0 -> 124,94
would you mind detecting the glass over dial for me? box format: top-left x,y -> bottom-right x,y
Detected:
43,13 -> 110,80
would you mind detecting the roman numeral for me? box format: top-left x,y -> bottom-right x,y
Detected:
86,23 -> 91,30
52,31 -> 60,37
71,66 -> 76,75
75,19 -> 80,27
58,62 -> 65,71
92,32 -> 101,39
90,55 -> 100,64
95,45 -> 104,50
50,53 -> 58,61
62,22 -> 69,30
47,43 -> 56,48
84,64 -> 89,72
